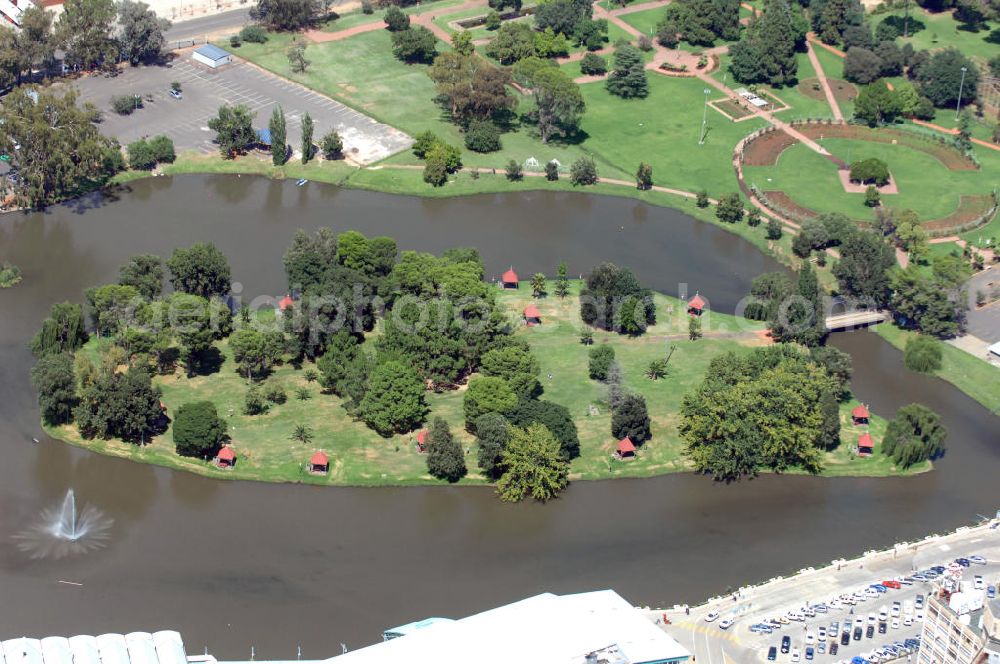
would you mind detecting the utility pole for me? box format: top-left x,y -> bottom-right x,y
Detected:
699,88 -> 710,145
956,66 -> 968,121
903,0 -> 910,38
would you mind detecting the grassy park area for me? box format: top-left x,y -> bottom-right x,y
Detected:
47,281 -> 927,486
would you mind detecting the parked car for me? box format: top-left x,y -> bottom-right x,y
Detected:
806,632 -> 816,646
819,643 -> 826,655
720,619 -> 734,630
782,636 -> 792,653
803,607 -> 817,618
169,88 -> 182,100
878,622 -> 887,634
815,605 -> 829,614
806,647 -> 815,660
891,618 -> 900,629
931,566 -> 945,574
956,558 -> 971,567
792,648 -> 801,663
830,643 -> 839,656
915,595 -> 924,610
866,625 -> 875,639
769,647 -> 778,661
974,576 -> 985,590
891,602 -> 901,618
706,612 -> 719,622
988,585 -> 996,599
818,627 -> 827,639
882,580 -> 901,589
854,627 -> 863,641
841,631 -> 851,646
969,555 -> 987,565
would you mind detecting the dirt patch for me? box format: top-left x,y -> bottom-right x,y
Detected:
798,77 -> 857,103
710,98 -> 754,121
742,130 -> 799,166
760,190 -> 820,222
838,169 -> 898,194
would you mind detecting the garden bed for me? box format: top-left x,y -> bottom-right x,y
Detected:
741,129 -> 798,166
793,123 -> 979,171
923,195 -> 998,236
710,98 -> 754,121
797,77 -> 857,103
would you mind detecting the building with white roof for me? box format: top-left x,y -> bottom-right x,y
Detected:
1,633 -> 187,664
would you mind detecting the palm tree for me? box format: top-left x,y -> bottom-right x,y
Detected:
291,424 -> 313,445
530,272 -> 546,298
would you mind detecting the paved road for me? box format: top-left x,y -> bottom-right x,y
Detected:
71,56 -> 411,164
660,526 -> 1000,664
164,7 -> 252,44
966,264 -> 1000,344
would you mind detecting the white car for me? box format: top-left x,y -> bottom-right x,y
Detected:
891,602 -> 901,618
916,610 -> 925,621
867,613 -> 877,625
879,606 -> 889,621
806,632 -> 816,645
865,588 -> 879,598
975,576 -> 985,590
903,616 -> 913,627
791,649 -> 801,663
854,617 -> 864,629
719,619 -> 734,630
706,611 -> 720,622
803,607 -> 817,618
891,617 -> 900,629
818,627 -> 827,639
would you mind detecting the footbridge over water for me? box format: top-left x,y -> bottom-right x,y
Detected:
824,310 -> 890,331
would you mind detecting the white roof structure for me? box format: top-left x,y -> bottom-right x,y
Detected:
0,0 -> 25,26
987,341 -> 1000,359
326,590 -> 691,664
1,633 -> 186,664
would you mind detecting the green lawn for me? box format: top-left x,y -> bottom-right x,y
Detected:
743,137 -> 994,223
618,6 -> 663,37
48,280 -> 927,486
875,324 -> 1000,416
766,52 -> 839,121
871,8 -> 1000,65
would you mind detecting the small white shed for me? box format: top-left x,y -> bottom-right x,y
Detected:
191,44 -> 232,69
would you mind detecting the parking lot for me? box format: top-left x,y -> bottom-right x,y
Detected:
69,54 -> 412,164
661,527 -> 1000,664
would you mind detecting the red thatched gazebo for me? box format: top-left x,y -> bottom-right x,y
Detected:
501,267 -> 519,289
523,303 -> 541,326
615,437 -> 636,460
309,451 -> 329,474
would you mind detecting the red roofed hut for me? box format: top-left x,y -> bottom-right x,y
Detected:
309,451 -> 329,474
278,294 -> 295,312
615,437 -> 636,460
852,404 -> 870,425
687,294 -> 706,316
216,446 -> 237,468
501,267 -> 519,289
523,303 -> 541,326
857,433 -> 874,457
416,429 -> 428,453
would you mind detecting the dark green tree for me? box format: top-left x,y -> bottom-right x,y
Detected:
31,353 -> 78,425
511,399 -> 580,459
208,104 -> 256,158
166,242 -> 232,298
173,401 -> 226,457
117,0 -> 171,64
904,334 -> 943,372
357,360 -> 428,436
464,376 -> 519,431
636,162 -> 653,190
55,0 -> 118,71
426,416 -> 466,482
301,113 -> 314,163
384,5 -> 410,30
833,230 -> 895,306
118,254 -> 164,300
321,130 -> 344,159
391,26 -> 438,63
853,80 -> 904,126
269,105 -> 287,166
31,303 -> 88,357
611,392 -> 651,444
555,261 -> 570,297
729,0 -> 798,86
588,344 -> 616,380
570,156 -> 598,185
882,403 -> 946,468
250,0 -> 321,30
843,46 -> 884,84
606,44 -> 648,98
74,367 -> 166,443
716,192 -> 744,223
915,49 -> 979,108
475,412 -> 511,479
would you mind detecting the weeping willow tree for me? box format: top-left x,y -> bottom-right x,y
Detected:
31,302 -> 89,357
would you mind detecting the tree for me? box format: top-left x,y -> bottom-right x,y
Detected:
287,39 -> 310,72
301,113 -> 314,162
955,109 -> 973,153
849,158 -> 890,186
518,64 -> 585,142
496,423 -> 569,502
426,417 -> 466,482
555,262 -> 569,297
74,367 -> 167,443
657,0 -> 741,46
250,0 -> 321,30
464,119 -> 502,153
424,151 -> 449,186
716,192 -> 744,223
689,315 -> 703,340
357,360 -> 427,436
882,403 -> 946,468
384,5 -> 409,30
464,376 -> 519,430
580,52 -> 607,75
843,46 -> 884,84
647,358 -> 668,380
636,162 -> 653,190
208,104 -> 256,158
32,303 -> 89,357
533,0 -> 592,35
485,9 -> 501,29
269,105 -> 287,166
56,0 -> 118,71
770,262 -> 826,347
853,80 -> 903,126
117,0 -> 171,64
888,267 -> 966,338
173,401 -> 226,457
31,354 -> 77,425
606,44 -> 648,98
915,49 -> 979,108
391,26 -> 437,63
904,334 -> 943,373
511,399 -> 580,459
530,272 -> 547,297
612,392 -> 651,444
505,158 -> 523,181
167,243 -> 232,298
766,217 -> 783,240
290,423 -> 314,445
0,88 -> 122,209
128,139 -> 157,170
815,0 -> 863,44
570,156 -> 598,185
9,5 -> 55,84
230,327 -> 284,380
864,185 -> 881,208
580,262 -> 655,334
833,230 -> 895,306
485,21 -> 535,64
729,0 -> 799,86
809,346 -> 853,398
588,344 -> 616,380
321,130 -> 344,160
119,254 -> 163,300
475,412 -> 511,479
452,29 -> 474,56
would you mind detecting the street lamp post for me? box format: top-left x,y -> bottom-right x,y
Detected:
955,66 -> 968,121
699,88 -> 710,145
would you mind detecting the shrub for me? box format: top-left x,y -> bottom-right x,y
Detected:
588,344 -> 615,380
240,25 -> 269,42
362,0 -> 373,13
244,385 -> 268,415
384,5 -> 409,30
127,139 -> 157,170
766,217 -> 783,240
230,35 -> 242,47
864,184 -> 880,207
580,52 -> 607,75
506,159 -> 523,181
111,94 -> 143,115
569,156 -> 598,185
423,154 -> 448,186
747,208 -> 761,227
545,160 -> 559,181
0,262 -> 22,288
696,190 -> 709,207
464,119 -> 502,153
321,130 -> 344,159
849,158 -> 890,186
149,135 -> 176,163
173,401 -> 226,457
485,9 -> 501,29
904,335 -> 943,373
715,192 -> 744,223
264,382 -> 287,404
637,35 -> 653,51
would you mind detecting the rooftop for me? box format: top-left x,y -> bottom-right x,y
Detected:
0,632 -> 187,664
194,44 -> 231,61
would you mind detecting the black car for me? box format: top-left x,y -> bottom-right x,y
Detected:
782,636 -> 791,654
768,647 -> 777,661
866,625 -> 875,639
841,631 -> 851,646
879,622 -> 887,634
854,627 -> 863,641
830,643 -> 839,656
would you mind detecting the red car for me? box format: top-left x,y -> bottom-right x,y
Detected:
882,580 -> 901,589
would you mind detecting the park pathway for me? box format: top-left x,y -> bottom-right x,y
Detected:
805,35 -> 844,121
608,0 -> 672,16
